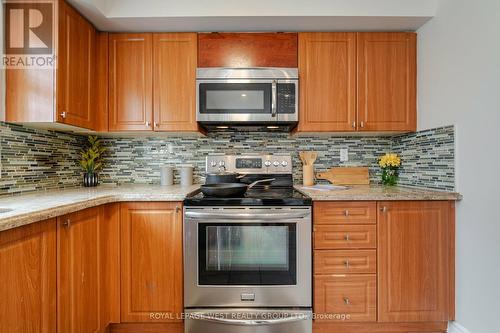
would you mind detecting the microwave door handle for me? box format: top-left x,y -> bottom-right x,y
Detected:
190,313 -> 308,326
271,80 -> 277,117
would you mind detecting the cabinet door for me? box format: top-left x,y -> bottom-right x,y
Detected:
109,33 -> 153,131
298,33 -> 357,132
120,202 -> 183,322
357,33 -> 416,132
58,207 -> 104,333
378,201 -> 454,322
0,219 -> 56,333
57,1 -> 96,129
153,33 -> 198,132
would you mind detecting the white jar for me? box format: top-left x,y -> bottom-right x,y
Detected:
180,165 -> 194,186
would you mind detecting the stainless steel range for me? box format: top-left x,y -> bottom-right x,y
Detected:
183,154 -> 312,333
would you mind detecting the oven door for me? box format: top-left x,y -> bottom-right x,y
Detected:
196,80 -> 298,123
184,207 -> 311,308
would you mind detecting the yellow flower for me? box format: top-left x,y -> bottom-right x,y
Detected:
378,153 -> 401,168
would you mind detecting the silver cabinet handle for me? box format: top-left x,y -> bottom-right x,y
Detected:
146,121 -> 151,127
154,122 -> 158,128
352,121 -> 356,128
62,219 -> 71,228
344,259 -> 350,268
344,234 -> 350,241
380,206 -> 388,213
344,297 -> 350,305
271,80 -> 277,118
189,313 -> 308,326
360,121 -> 365,128
344,209 -> 349,217
60,111 -> 67,119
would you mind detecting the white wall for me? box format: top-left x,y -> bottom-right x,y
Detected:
417,0 -> 500,332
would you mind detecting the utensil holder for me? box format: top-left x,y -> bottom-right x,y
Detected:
303,165 -> 315,186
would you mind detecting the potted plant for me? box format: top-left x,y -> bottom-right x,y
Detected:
378,153 -> 401,186
79,136 -> 106,187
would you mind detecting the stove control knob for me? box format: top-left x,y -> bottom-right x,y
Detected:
210,161 -> 217,167
264,160 -> 272,167
219,161 -> 225,167
273,161 -> 280,167
281,161 -> 288,167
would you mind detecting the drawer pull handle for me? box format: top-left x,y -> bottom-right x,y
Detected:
344,210 -> 349,217
344,297 -> 350,305
344,260 -> 350,268
380,206 -> 388,213
344,234 -> 350,241
62,219 -> 71,228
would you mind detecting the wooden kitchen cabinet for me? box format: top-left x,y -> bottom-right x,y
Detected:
109,33 -> 154,131
6,0 -> 98,130
153,33 -> 198,131
0,219 -> 57,333
315,275 -> 377,322
297,32 -> 416,133
57,207 -> 106,333
120,202 -> 183,322
109,33 -> 198,132
378,201 -> 454,322
298,33 -> 357,132
198,32 -> 298,68
357,33 -> 417,132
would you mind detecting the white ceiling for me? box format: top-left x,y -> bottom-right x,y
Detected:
67,0 -> 438,32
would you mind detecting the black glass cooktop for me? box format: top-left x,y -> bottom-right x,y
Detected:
184,187 -> 312,206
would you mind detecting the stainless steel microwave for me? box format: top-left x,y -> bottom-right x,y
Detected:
196,68 -> 298,130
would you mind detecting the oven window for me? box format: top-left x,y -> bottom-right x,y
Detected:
198,223 -> 297,285
199,83 -> 271,114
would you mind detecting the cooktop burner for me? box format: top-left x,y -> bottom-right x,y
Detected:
184,186 -> 311,206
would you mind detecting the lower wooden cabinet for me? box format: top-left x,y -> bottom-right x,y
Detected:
120,202 -> 183,322
57,207 -> 107,333
377,201 -> 455,322
0,219 -> 57,333
314,275 -> 376,322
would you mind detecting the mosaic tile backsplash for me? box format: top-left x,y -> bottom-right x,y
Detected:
0,121 -> 456,195
0,122 -> 86,194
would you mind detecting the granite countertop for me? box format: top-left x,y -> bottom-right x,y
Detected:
0,183 -> 462,233
0,184 -> 200,232
295,184 -> 462,201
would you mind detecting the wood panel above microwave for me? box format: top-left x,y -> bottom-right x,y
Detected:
198,33 -> 298,68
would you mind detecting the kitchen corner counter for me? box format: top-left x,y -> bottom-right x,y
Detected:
295,184 -> 462,202
0,184 -> 200,232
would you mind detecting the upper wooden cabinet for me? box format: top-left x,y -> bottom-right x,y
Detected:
378,201 -> 454,322
298,33 -> 357,132
6,1 -> 97,130
0,219 -> 57,333
120,202 -> 183,322
297,32 -> 416,133
109,33 -> 154,131
198,33 -> 298,68
57,1 -> 96,129
154,33 -> 198,131
358,33 -> 417,132
109,33 -> 198,132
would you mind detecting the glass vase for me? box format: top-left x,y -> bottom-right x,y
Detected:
381,168 -> 399,186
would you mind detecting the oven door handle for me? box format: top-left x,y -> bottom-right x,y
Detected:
188,312 -> 309,326
184,211 -> 310,221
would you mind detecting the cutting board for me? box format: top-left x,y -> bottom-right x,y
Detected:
316,167 -> 370,185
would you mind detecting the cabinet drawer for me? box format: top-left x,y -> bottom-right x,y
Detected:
314,225 -> 376,249
314,250 -> 376,274
314,275 -> 376,322
314,202 -> 376,224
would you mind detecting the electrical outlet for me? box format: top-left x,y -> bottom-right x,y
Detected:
340,149 -> 348,162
